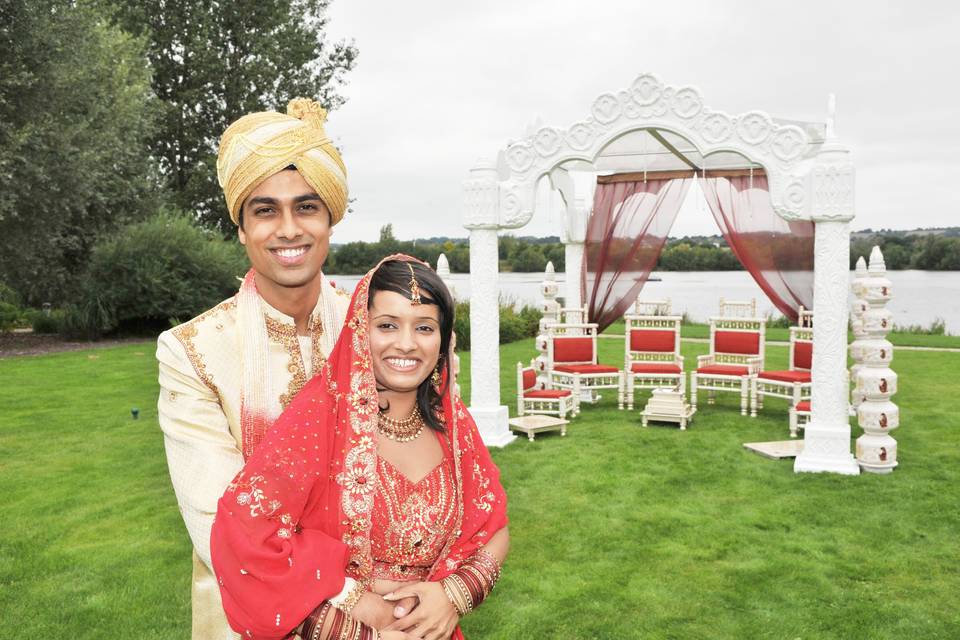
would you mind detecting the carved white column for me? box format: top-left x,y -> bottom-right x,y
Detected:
463,159 -> 513,447
534,261 -> 559,389
794,141 -> 860,475
848,256 -> 870,412
562,199 -> 588,311
855,247 -> 898,473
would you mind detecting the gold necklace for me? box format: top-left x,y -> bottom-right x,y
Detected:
377,406 -> 424,442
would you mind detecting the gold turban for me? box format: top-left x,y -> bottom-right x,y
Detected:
216,98 -> 348,225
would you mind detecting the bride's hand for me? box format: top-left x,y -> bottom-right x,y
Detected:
379,632 -> 423,640
383,582 -> 458,640
372,579 -> 420,620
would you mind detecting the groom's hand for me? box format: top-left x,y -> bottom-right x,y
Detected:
351,592 -> 397,629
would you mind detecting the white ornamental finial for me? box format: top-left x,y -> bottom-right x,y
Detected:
826,93 -> 837,140
855,255 -> 867,276
545,260 -> 555,279
437,253 -> 451,278
868,245 -> 886,273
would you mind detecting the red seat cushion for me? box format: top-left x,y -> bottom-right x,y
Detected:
554,337 -> 594,363
758,370 -> 811,383
715,330 -> 761,355
524,389 -> 572,399
696,364 -> 749,376
630,362 -> 682,374
630,329 -> 676,352
554,364 -> 620,374
795,400 -> 811,412
793,341 -> 813,369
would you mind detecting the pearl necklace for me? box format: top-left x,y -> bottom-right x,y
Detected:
377,406 -> 424,442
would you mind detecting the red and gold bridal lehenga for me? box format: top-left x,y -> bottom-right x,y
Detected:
210,255 -> 508,640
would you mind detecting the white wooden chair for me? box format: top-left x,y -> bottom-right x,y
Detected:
751,326 -> 813,418
789,400 -> 811,438
628,298 -> 672,317
718,297 -> 757,318
797,305 -> 814,328
559,305 -> 589,324
623,314 -> 684,410
546,323 -> 624,410
517,360 -> 576,419
690,317 -> 766,415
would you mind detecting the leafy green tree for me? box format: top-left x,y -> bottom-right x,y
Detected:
0,1 -> 160,306
106,0 -> 358,232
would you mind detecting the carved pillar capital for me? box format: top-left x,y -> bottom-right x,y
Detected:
809,143 -> 855,223
463,158 -> 500,230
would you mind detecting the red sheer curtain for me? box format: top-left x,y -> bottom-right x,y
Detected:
698,174 -> 814,321
583,178 -> 691,332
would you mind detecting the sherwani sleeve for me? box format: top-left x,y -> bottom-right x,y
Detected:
157,330 -> 244,571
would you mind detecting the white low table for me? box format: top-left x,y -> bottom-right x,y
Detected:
640,388 -> 696,430
508,415 -> 569,441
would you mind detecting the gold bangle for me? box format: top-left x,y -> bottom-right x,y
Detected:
338,579 -> 368,614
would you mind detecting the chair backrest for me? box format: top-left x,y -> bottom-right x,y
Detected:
789,326 -> 813,371
718,297 -> 757,318
630,298 -> 672,316
517,360 -> 539,394
708,316 -> 766,368
547,323 -> 598,367
624,315 -> 682,365
559,305 -> 589,324
797,305 -> 814,328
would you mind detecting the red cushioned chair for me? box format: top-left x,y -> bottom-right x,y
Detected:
517,359 -> 577,419
690,316 -> 766,415
789,400 -> 811,438
751,326 -> 813,418
546,323 -> 624,410
623,314 -> 684,410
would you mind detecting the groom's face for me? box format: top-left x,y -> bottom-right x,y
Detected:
238,169 -> 331,291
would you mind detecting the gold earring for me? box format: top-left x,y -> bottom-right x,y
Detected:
431,366 -> 442,388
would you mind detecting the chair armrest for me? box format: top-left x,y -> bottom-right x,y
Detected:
697,354 -> 715,367
746,355 -> 763,375
675,355 -> 685,367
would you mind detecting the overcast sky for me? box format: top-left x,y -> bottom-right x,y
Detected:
323,0 -> 959,242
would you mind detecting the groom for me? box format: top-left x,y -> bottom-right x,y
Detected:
157,99 -> 354,639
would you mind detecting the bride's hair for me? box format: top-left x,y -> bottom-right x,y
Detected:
369,260 -> 455,432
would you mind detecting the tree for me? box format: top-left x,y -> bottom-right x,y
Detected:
107,0 -> 358,233
0,1 -> 160,305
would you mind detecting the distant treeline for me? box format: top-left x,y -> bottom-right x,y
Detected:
328,226 -> 960,274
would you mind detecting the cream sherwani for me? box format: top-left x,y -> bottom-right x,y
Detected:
157,277 -> 350,640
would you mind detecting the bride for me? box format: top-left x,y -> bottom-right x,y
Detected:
211,256 -> 510,640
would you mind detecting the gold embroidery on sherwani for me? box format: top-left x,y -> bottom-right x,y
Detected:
265,311 -> 327,410
172,298 -> 236,397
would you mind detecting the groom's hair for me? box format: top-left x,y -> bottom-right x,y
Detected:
369,260 -> 455,432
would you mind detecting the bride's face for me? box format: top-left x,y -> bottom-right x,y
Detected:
368,290 -> 442,395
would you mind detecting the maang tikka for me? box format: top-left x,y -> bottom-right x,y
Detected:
407,263 -> 422,305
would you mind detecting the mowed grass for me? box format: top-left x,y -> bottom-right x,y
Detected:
2,338 -> 959,639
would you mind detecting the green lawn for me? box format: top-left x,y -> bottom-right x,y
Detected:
2,339 -> 959,639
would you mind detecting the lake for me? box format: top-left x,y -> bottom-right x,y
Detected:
330,270 -> 960,334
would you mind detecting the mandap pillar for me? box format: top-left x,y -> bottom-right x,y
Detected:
562,200 -> 588,312
463,159 -> 514,447
794,143 -> 860,475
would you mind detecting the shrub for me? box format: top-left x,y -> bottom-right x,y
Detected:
70,211 -> 248,337
453,301 -> 541,351
0,301 -> 21,332
26,309 -> 65,334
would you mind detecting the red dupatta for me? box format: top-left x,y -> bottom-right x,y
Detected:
210,255 -> 508,640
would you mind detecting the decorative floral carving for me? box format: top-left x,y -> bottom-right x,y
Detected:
591,93 -> 621,124
671,87 -> 703,119
533,127 -> 563,157
736,111 -> 773,144
699,112 -> 733,144
769,126 -> 808,162
565,122 -> 595,151
782,177 -> 806,215
505,142 -> 535,172
630,73 -> 663,106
